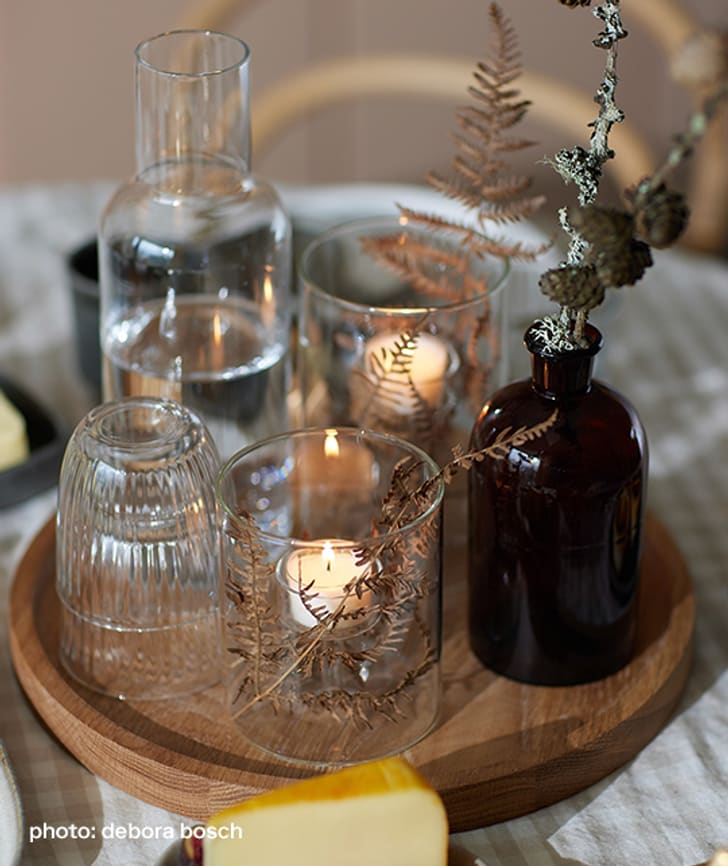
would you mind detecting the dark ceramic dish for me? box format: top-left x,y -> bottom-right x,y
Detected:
67,239 -> 101,392
0,376 -> 66,509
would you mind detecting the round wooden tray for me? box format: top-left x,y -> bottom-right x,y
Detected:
9,514 -> 694,832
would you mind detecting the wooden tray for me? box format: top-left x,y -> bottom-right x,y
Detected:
9,514 -> 694,832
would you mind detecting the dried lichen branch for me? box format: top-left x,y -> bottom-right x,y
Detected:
537,0 -> 631,344
551,1 -> 625,214
631,77 -> 728,210
537,1 -> 728,350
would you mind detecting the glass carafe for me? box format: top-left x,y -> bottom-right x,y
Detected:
99,30 -> 291,459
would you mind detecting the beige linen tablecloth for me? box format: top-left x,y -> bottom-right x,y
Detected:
1,183 -> 728,866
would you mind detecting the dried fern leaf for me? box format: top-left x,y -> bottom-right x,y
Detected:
351,328 -> 439,437
454,162 -> 534,201
491,136 -> 540,153
426,172 -> 544,226
478,197 -> 547,224
426,172 -> 486,211
466,90 -> 526,121
360,233 -> 485,301
462,306 -> 500,414
396,205 -> 551,263
419,2 -> 544,235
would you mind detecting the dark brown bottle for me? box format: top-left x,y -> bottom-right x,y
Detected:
468,323 -> 647,685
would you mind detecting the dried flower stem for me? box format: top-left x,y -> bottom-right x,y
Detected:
637,78 -> 728,199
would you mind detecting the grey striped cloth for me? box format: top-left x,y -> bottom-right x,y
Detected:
1,184 -> 727,865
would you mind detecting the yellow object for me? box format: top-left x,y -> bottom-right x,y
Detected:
0,390 -> 30,471
204,756 -> 449,866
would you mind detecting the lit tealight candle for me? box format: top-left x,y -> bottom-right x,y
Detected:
293,429 -> 378,491
363,331 -> 450,413
284,541 -> 373,630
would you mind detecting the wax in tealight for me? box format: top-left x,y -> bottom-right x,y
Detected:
363,331 -> 450,413
284,541 -> 373,630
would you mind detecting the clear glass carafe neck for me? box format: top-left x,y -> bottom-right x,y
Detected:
134,30 -> 251,184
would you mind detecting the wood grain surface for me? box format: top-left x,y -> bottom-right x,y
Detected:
9,513 -> 694,832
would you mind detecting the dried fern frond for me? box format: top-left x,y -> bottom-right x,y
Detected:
360,233 -> 486,301
227,406 -> 559,723
377,454 -> 432,529
427,173 -> 544,226
462,307 -> 500,414
375,408 -> 559,527
350,327 -> 440,440
395,206 -> 551,263
363,2 -> 547,310
225,509 -> 283,699
428,3 -> 545,229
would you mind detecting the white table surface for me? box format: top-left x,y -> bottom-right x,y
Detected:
1,182 -> 728,866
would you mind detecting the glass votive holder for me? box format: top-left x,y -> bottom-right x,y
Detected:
297,216 -> 510,465
216,427 -> 444,767
56,397 -> 222,700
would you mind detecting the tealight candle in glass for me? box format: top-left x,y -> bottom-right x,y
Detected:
216,427 -> 444,767
282,540 -> 375,630
297,216 -> 509,465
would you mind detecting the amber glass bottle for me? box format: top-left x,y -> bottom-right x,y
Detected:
468,324 -> 647,685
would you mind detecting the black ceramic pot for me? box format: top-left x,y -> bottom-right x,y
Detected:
67,238 -> 101,393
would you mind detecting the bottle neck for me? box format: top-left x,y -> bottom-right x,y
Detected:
526,324 -> 603,400
134,30 -> 251,182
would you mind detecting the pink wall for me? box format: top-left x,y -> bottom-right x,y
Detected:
0,0 -> 724,196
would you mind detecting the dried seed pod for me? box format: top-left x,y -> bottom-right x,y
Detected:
569,205 -> 635,250
593,239 -> 653,288
631,184 -> 690,248
539,264 -> 604,311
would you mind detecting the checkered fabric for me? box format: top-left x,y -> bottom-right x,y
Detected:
1,184 -> 727,865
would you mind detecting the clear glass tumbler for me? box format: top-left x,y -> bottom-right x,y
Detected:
217,427 -> 444,766
298,216 -> 509,465
56,398 -> 222,699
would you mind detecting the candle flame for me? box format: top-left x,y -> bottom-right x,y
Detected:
262,273 -> 276,327
324,429 -> 340,459
212,310 -> 223,348
263,274 -> 274,304
322,541 -> 335,573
